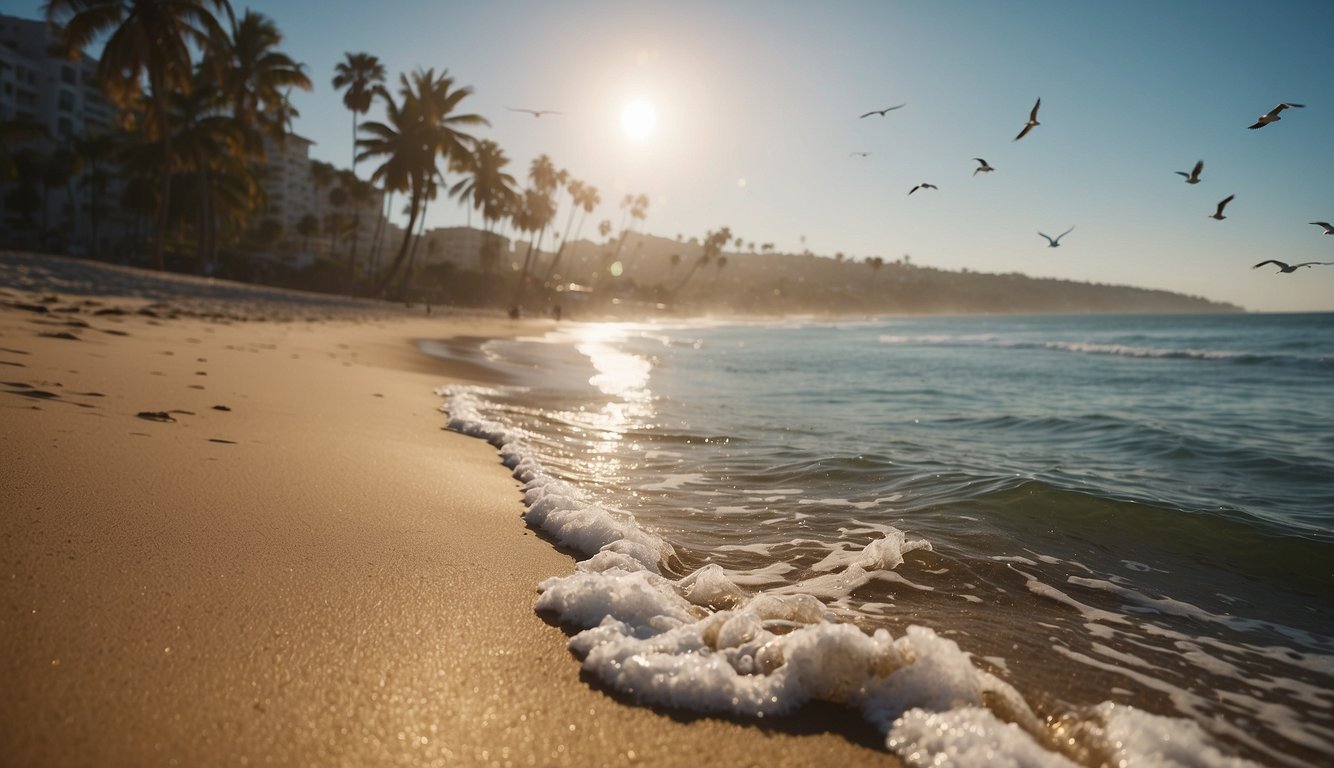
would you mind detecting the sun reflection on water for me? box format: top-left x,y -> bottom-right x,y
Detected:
563,324 -> 658,484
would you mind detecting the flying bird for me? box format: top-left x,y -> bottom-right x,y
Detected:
1013,98 -> 1041,141
908,182 -> 938,195
1210,195 -> 1235,220
1252,260 -> 1334,273
973,158 -> 995,175
849,151 -> 872,158
860,103 -> 905,118
1038,226 -> 1075,247
1311,221 -> 1334,235
1175,160 -> 1204,184
507,107 -> 562,118
1248,102 -> 1304,129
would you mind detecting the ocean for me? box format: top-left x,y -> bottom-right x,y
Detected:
432,312 -> 1334,767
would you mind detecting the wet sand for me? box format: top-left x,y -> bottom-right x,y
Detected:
0,253 -> 899,766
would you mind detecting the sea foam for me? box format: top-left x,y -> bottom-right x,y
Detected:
439,383 -> 1262,766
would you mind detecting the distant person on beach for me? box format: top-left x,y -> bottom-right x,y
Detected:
508,305 -> 520,320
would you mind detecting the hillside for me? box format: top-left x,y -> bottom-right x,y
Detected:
520,232 -> 1242,316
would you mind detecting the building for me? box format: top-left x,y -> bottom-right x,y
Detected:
257,131 -> 319,256
415,225 -> 515,271
2,11 -> 392,271
1,13 -> 121,252
0,14 -> 115,136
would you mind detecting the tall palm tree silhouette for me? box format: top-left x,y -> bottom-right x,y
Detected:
357,67 -> 486,296
332,52 -> 385,172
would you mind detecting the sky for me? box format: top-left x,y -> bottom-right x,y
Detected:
14,0 -> 1334,311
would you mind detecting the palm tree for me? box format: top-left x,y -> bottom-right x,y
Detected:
867,255 -> 884,282
607,192 -> 648,271
357,67 -> 486,296
331,52 -> 384,172
212,9 -> 311,152
450,138 -> 517,275
544,180 -> 599,282
510,185 -> 555,312
162,73 -> 252,269
296,213 -> 318,253
73,130 -> 118,257
46,0 -> 235,270
675,226 -> 730,294
0,118 -> 47,180
308,159 -> 336,252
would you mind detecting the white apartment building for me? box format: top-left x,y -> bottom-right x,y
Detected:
1,13 -> 120,251
415,225 -> 514,270
0,14 -> 115,136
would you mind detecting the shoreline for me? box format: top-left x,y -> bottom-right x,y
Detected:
0,253 -> 900,766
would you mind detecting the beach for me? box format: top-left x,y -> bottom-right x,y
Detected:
0,253 -> 898,767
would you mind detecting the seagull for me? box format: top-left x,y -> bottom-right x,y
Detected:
973,158 -> 995,175
1014,98 -> 1041,141
1252,260 -> 1334,273
908,182 -> 938,195
1209,194 -> 1235,220
1311,221 -> 1334,235
1175,160 -> 1204,184
507,107 -> 562,118
1248,102 -> 1304,129
1038,226 -> 1074,247
860,103 -> 905,118
849,151 -> 872,158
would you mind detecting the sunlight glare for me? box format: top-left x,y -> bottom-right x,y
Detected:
620,98 -> 658,142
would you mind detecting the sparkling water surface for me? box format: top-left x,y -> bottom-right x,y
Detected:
438,312 -> 1334,767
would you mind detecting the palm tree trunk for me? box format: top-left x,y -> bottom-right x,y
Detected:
152,83 -> 172,271
368,189 -> 391,276
373,188 -> 421,296
543,204 -> 579,282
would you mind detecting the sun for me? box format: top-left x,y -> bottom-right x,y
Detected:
620,98 -> 658,142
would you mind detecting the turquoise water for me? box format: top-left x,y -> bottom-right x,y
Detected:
442,312 -> 1334,766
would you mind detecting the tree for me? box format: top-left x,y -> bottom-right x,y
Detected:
675,226 -> 730,294
544,178 -> 600,283
0,118 -> 47,181
510,185 -> 555,312
450,138 -> 516,275
357,67 -> 486,296
331,52 -> 384,172
212,8 -> 310,152
159,73 -> 254,269
296,213 -> 318,253
73,130 -> 119,258
47,0 -> 235,270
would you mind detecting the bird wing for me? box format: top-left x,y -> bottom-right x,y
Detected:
1310,221 -> 1333,229
1175,171 -> 1189,178
1057,226 -> 1075,240
1191,160 -> 1203,177
1251,260 -> 1284,269
1247,120 -> 1266,129
908,185 -> 920,195
859,110 -> 879,118
1217,195 -> 1235,212
1014,124 -> 1034,141
1038,232 -> 1055,245
1278,102 -> 1306,112
1030,98 -> 1041,120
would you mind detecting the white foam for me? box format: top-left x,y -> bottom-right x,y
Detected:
440,383 -> 1264,766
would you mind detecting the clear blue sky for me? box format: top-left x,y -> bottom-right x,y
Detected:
18,0 -> 1334,311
